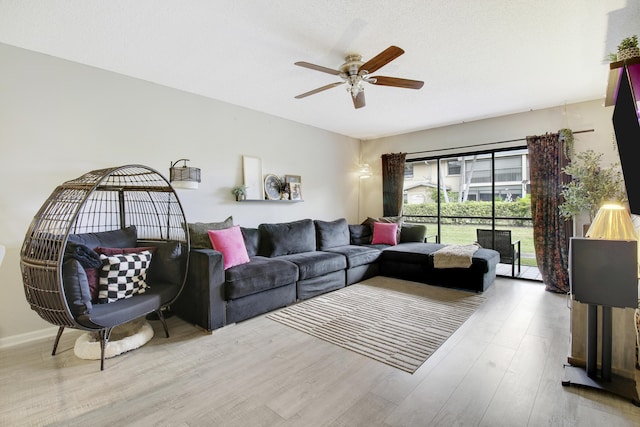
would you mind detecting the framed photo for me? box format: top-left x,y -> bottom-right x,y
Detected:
289,182 -> 302,200
242,156 -> 264,200
285,175 -> 302,200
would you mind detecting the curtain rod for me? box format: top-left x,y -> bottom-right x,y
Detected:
406,128 -> 594,156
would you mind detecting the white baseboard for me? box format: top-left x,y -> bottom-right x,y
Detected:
0,326 -> 59,349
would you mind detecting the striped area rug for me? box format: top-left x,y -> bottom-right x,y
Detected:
267,277 -> 486,373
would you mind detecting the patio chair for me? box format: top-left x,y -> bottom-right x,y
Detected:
476,229 -> 521,277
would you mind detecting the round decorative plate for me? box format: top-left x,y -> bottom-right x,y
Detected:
264,174 -> 282,200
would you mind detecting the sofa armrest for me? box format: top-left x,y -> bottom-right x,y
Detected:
172,248 -> 226,332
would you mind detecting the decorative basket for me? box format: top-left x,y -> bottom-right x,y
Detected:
618,47 -> 640,61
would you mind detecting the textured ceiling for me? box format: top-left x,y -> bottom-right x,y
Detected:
1,1 -> 639,140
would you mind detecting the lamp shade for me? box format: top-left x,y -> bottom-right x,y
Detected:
170,159 -> 201,190
358,163 -> 372,179
585,203 -> 637,240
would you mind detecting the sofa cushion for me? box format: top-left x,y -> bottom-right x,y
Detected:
323,245 -> 381,268
224,256 -> 298,300
400,224 -> 428,243
258,219 -> 316,257
208,226 -> 250,270
142,241 -> 186,286
279,251 -> 346,280
188,216 -> 233,249
241,227 -> 260,257
315,218 -> 350,250
381,242 -> 443,264
349,224 -> 372,245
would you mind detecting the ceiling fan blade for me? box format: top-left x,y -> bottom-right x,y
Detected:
295,82 -> 344,99
294,61 -> 341,75
371,76 -> 424,89
352,91 -> 365,109
359,46 -> 404,74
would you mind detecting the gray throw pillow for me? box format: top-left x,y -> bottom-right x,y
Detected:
188,216 -> 233,249
315,218 -> 350,250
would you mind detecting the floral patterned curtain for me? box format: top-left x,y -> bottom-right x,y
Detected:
526,133 -> 570,293
381,152 -> 407,217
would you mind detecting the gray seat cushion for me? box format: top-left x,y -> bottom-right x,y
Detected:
279,251 -> 346,280
224,256 -> 298,300
324,245 -> 381,268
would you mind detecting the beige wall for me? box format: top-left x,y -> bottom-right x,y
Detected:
0,43 -> 360,345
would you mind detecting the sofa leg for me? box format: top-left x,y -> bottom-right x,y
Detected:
51,326 -> 65,356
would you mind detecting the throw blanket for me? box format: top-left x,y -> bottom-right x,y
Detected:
433,244 -> 480,269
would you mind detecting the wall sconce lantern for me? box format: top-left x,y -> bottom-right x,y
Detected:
170,159 -> 201,190
358,163 -> 372,179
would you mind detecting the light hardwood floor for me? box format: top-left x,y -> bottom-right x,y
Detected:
2,277 -> 640,426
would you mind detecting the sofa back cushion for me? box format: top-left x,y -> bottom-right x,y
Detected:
314,218 -> 350,250
188,216 -> 234,249
349,224 -> 372,245
241,227 -> 259,257
258,219 -> 316,257
400,224 -> 427,243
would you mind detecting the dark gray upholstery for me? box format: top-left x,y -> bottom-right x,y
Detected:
324,245 -> 380,268
349,224 -> 372,245
224,256 -> 298,300
315,218 -> 350,249
241,227 -> 260,257
297,270 -> 345,300
175,217 -> 500,332
67,225 -> 137,248
258,219 -> 316,256
62,259 -> 93,317
399,224 -> 428,243
380,243 -> 499,292
279,251 -> 346,280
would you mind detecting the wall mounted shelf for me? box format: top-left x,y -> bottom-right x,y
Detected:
237,199 -> 303,203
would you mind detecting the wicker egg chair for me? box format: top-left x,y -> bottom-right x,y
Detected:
20,165 -> 189,370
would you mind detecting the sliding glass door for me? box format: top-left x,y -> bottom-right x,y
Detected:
403,147 -> 536,270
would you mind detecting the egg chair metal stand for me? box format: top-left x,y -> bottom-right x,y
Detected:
20,165 -> 190,370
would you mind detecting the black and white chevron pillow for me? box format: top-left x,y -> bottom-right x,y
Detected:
98,250 -> 153,303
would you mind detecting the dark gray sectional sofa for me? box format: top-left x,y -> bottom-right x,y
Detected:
172,218 -> 499,332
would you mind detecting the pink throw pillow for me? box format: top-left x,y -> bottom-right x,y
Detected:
371,222 -> 398,245
208,226 -> 250,270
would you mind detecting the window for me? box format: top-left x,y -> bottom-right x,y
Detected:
447,160 -> 461,175
404,163 -> 414,178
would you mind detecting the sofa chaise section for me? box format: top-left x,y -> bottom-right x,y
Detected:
380,242 -> 499,292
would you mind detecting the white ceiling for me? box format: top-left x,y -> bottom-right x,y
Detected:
1,1 -> 639,140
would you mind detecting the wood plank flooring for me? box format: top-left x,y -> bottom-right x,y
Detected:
2,277 -> 640,426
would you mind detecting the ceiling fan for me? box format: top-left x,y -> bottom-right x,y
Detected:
294,45 -> 424,109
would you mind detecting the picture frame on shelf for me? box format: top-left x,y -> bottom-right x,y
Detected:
290,182 -> 302,200
285,175 -> 302,200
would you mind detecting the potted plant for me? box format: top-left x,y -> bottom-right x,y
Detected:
559,150 -> 626,226
617,35 -> 639,61
231,185 -> 247,201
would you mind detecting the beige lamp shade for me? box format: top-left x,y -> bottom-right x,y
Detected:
585,203 -> 638,240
